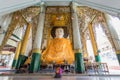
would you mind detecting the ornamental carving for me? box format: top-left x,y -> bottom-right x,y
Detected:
42,6 -> 72,49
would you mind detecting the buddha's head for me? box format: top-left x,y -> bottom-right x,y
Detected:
51,26 -> 68,38
55,28 -> 64,38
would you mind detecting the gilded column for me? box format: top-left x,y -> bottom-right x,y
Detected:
12,41 -> 21,69
88,22 -> 101,62
29,2 -> 45,72
71,2 -> 85,73
16,23 -> 31,69
82,33 -> 88,58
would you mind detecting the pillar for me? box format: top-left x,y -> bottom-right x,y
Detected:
116,50 -> 120,64
88,22 -> 101,62
71,2 -> 85,73
81,33 -> 88,58
29,2 -> 45,73
16,23 -> 31,69
12,41 -> 21,69
105,14 -> 120,64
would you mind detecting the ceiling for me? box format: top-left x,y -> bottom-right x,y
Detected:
0,0 -> 120,17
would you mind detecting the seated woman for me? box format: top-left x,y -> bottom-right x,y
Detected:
54,65 -> 63,78
41,26 -> 74,65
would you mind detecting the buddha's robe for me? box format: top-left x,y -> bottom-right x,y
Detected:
41,38 -> 74,64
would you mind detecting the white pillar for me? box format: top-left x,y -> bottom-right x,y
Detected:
29,2 -> 46,72
105,14 -> 120,51
33,3 -> 45,50
71,2 -> 85,73
71,2 -> 82,51
105,14 -> 120,64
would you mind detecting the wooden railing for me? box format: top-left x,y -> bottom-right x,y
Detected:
84,62 -> 109,74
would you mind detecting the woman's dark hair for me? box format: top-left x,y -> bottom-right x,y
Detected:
51,26 -> 68,38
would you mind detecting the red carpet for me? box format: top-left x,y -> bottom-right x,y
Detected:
109,66 -> 120,70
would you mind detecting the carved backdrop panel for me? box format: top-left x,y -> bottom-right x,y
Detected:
42,6 -> 72,49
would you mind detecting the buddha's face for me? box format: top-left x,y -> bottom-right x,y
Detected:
55,28 -> 64,38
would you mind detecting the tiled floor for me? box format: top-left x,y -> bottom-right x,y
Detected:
0,66 -> 120,80
0,75 -> 120,80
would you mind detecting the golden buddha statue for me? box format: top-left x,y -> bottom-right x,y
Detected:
41,27 -> 74,65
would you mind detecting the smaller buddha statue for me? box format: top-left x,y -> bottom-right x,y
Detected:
41,27 -> 74,65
